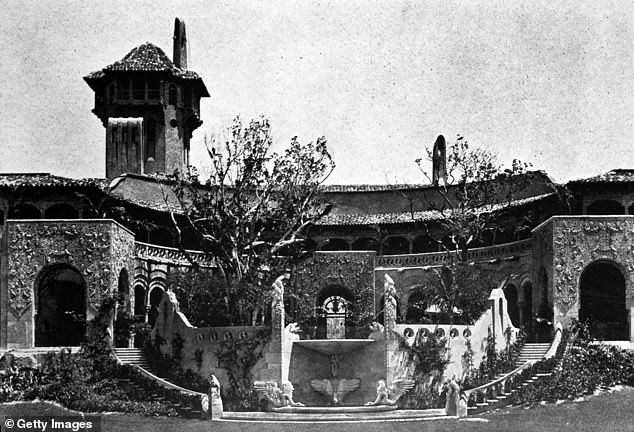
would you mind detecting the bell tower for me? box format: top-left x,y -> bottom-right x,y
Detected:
84,18 -> 209,178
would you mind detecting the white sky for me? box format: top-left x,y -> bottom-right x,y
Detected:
0,0 -> 632,184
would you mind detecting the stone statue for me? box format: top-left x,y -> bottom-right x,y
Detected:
310,378 -> 360,406
254,380 -> 305,410
208,374 -> 223,418
271,273 -> 288,311
254,380 -> 283,410
365,378 -> 415,406
281,381 -> 305,407
384,275 -> 397,308
444,376 -> 466,417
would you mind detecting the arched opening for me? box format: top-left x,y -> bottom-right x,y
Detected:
134,285 -> 146,317
35,264 -> 86,347
114,269 -> 130,348
405,289 -> 430,324
45,203 -> 78,219
9,204 -> 40,219
377,294 -> 402,324
504,283 -> 520,328
351,237 -> 379,252
168,85 -> 178,106
579,261 -> 627,340
412,235 -> 438,253
383,236 -> 409,255
316,285 -> 354,339
521,281 -> 533,329
148,287 -> 164,327
320,238 -> 349,251
586,200 -> 625,215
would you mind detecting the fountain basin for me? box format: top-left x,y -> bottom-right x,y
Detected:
272,405 -> 397,414
293,339 -> 374,355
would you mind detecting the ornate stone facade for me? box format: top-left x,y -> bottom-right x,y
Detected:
4,220 -> 135,347
536,216 -> 634,332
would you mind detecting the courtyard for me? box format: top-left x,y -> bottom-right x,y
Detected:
1,386 -> 632,432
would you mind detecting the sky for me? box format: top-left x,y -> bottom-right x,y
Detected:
0,0 -> 632,185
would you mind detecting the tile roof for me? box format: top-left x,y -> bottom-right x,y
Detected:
85,42 -> 202,80
315,193 -> 556,226
569,169 -> 634,185
0,174 -> 108,189
321,183 -> 431,193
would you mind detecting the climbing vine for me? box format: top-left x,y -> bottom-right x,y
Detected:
212,329 -> 272,411
399,328 -> 450,409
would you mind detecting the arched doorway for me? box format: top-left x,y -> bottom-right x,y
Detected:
316,286 -> 354,339
35,264 -> 86,347
504,283 -> 520,328
579,261 -> 627,340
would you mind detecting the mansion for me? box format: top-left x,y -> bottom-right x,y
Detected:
1,19 -> 634,354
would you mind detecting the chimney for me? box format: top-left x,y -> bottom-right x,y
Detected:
173,18 -> 187,69
432,135 -> 447,186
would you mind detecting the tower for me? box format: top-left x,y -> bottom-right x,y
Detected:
431,135 -> 447,186
84,18 -> 209,178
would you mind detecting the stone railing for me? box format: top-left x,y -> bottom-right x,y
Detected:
375,239 -> 531,268
135,241 -> 215,267
463,324 -> 563,415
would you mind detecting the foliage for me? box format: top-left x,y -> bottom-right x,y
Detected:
166,116 -> 334,326
143,335 -> 207,394
424,263 -> 497,324
414,136 -> 535,323
416,135 -> 534,260
510,323 -> 634,406
462,327 -> 526,389
212,328 -> 271,411
399,328 -> 450,409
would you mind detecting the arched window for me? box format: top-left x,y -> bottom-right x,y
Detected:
503,283 -> 520,328
145,118 -> 156,161
586,200 -> 625,215
316,285 -> 354,339
412,235 -> 438,253
351,237 -> 379,252
168,85 -> 178,106
45,203 -> 78,219
148,287 -> 164,327
9,204 -> 40,219
134,285 -> 146,316
383,236 -> 410,255
320,238 -> 349,251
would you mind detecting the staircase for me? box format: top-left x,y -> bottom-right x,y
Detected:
114,348 -> 153,372
464,326 -> 564,416
113,348 -> 208,418
514,343 -> 551,368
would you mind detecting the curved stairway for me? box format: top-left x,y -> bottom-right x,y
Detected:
114,348 -> 207,418
464,327 -> 564,415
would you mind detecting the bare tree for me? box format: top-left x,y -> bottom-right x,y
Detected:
165,116 -> 335,325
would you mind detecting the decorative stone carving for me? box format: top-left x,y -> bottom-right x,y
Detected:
364,378 -> 414,406
7,221 -> 135,317
254,380 -> 305,410
375,240 -> 531,268
292,252 -> 376,328
310,378 -> 360,406
550,217 -> 634,313
135,241 -> 215,267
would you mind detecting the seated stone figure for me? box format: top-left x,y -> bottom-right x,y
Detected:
254,380 -> 304,410
365,379 -> 414,406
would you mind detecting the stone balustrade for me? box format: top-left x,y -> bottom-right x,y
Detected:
375,239 -> 531,268
135,241 -> 216,267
